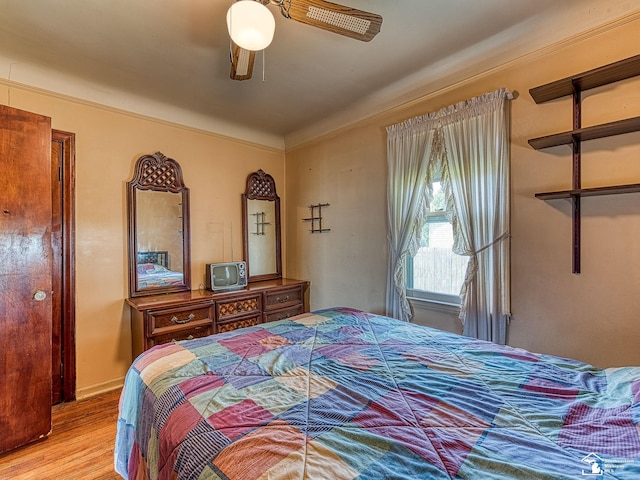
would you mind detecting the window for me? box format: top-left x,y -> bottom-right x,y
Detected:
406,182 -> 469,305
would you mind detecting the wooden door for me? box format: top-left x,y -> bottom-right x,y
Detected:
0,105 -> 53,453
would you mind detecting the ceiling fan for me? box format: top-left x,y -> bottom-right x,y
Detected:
228,0 -> 383,81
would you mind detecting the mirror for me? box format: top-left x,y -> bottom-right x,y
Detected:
242,169 -> 281,282
127,152 -> 191,297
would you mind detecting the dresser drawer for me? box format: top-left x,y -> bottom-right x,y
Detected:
216,313 -> 262,333
216,294 -> 261,320
263,304 -> 303,323
149,323 -> 213,347
148,304 -> 214,336
263,286 -> 303,311
128,279 -> 308,358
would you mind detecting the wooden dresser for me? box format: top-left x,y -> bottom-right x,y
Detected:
127,278 -> 309,358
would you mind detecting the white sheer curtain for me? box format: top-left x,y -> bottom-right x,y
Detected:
385,88 -> 511,342
385,114 -> 441,321
440,88 -> 511,343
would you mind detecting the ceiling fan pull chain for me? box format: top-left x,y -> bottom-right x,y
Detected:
262,49 -> 266,82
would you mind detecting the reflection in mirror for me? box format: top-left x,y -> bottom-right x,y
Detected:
247,199 -> 277,276
242,170 -> 281,282
128,152 -> 191,297
136,190 -> 184,287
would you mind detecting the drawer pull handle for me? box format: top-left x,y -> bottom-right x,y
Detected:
171,335 -> 194,342
275,295 -> 290,303
171,313 -> 195,324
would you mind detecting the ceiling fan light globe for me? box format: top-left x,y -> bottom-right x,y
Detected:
226,1 -> 275,51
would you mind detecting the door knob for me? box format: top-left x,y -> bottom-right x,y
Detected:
33,290 -> 47,301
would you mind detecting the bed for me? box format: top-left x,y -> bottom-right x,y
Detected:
115,307 -> 640,479
136,251 -> 184,289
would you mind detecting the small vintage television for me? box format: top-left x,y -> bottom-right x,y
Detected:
205,261 -> 247,291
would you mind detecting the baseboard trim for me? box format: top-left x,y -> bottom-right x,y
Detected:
75,377 -> 125,400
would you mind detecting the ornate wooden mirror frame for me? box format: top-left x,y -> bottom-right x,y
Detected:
242,169 -> 282,282
127,152 -> 191,297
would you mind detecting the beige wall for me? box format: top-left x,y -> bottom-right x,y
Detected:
285,17 -> 640,368
285,126 -> 388,314
2,15 -> 639,398
1,85 -> 284,397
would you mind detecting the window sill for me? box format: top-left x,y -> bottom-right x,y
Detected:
407,296 -> 461,316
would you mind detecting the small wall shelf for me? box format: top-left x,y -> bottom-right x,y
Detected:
528,54 -> 640,274
303,203 -> 330,233
251,211 -> 270,236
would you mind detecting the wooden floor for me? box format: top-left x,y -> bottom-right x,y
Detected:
0,389 -> 122,480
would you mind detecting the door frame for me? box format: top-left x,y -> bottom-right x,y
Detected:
52,130 -> 76,402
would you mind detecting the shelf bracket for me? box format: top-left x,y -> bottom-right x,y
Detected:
571,84 -> 581,274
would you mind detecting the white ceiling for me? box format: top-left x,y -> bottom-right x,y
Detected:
0,0 -> 638,149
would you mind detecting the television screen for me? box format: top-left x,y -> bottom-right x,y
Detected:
206,261 -> 246,291
213,265 -> 238,287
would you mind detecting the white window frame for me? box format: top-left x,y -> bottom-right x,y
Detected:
406,186 -> 463,310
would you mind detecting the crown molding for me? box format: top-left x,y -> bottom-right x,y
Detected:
284,8 -> 640,152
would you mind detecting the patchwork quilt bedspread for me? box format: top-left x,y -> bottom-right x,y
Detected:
115,307 -> 640,479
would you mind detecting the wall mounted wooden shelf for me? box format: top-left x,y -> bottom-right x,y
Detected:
529,54 -> 640,104
529,54 -> 640,274
535,183 -> 640,200
528,117 -> 640,150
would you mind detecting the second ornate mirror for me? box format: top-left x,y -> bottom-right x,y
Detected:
127,152 -> 191,297
242,169 -> 282,282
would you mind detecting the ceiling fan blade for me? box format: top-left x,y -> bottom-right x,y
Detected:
284,0 -> 382,42
230,42 -> 255,81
